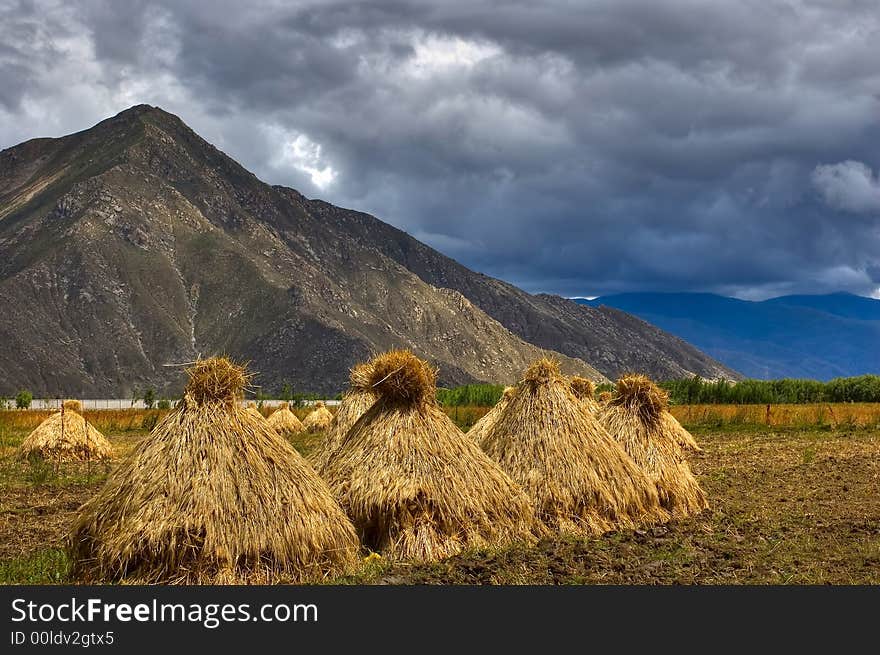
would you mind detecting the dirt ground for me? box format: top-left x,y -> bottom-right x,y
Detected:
1,424 -> 878,584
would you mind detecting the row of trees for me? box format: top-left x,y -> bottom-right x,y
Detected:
8,375 -> 880,409
659,375 -> 880,405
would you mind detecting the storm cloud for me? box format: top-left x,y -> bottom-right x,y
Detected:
2,0 -> 879,299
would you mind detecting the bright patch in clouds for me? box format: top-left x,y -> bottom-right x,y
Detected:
405,33 -> 501,78
273,131 -> 338,190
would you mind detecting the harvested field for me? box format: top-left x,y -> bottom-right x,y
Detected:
1,406 -> 879,584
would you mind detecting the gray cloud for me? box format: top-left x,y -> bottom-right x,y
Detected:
812,160 -> 880,214
2,0 -> 880,299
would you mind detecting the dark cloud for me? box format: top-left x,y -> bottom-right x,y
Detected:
2,0 -> 880,299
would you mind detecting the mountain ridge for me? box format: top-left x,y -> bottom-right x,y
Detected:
0,105 -> 737,396
579,292 -> 880,380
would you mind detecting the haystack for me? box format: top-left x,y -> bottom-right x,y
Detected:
267,401 -> 304,436
467,386 -> 515,443
599,374 -> 707,517
310,362 -> 377,472
320,350 -> 537,561
302,401 -> 333,434
597,391 -> 613,404
68,357 -> 359,584
479,359 -> 666,537
569,376 -> 598,412
17,400 -> 112,462
245,401 -> 266,422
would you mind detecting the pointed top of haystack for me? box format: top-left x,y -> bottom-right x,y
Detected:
63,399 -> 83,412
368,350 -> 436,405
612,374 -> 668,424
598,391 -> 613,403
314,400 -> 326,408
569,376 -> 595,401
521,357 -> 561,391
349,362 -> 374,391
185,357 -> 249,405
279,401 -> 290,410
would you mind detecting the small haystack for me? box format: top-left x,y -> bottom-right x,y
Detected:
321,350 -> 537,561
17,400 -> 112,462
467,386 -> 515,443
302,401 -> 333,434
311,362 -> 377,472
479,359 -> 666,537
569,376 -> 598,412
597,391 -> 613,404
599,374 -> 708,517
267,401 -> 304,436
68,357 -> 359,584
245,401 -> 266,422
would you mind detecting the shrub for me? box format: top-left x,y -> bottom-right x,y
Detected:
15,390 -> 33,409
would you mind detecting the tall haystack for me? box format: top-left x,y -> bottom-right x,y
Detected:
68,357 -> 359,584
321,350 -> 537,561
303,401 -> 333,434
17,400 -> 112,462
467,386 -> 515,443
267,401 -> 304,436
569,376 -> 598,412
479,359 -> 666,537
599,374 -> 707,517
310,362 -> 377,472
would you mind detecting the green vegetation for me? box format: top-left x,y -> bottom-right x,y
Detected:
0,549 -> 70,584
14,390 -> 32,409
659,374 -> 880,405
156,398 -> 171,410
143,387 -> 156,409
437,384 -> 505,407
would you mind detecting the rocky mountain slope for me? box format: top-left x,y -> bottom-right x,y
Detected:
0,106 -> 736,396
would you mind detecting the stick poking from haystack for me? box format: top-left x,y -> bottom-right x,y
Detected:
311,362 -> 377,472
599,374 -> 708,517
467,386 -> 515,443
68,357 -> 359,584
302,400 -> 333,434
17,400 -> 112,462
479,359 -> 667,537
267,401 -> 304,437
321,350 -> 537,561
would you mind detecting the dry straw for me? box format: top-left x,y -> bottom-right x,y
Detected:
321,350 -> 537,561
267,401 -> 304,436
311,362 -> 377,472
597,391 -> 613,404
303,401 -> 334,434
569,376 -> 598,412
68,357 -> 359,584
17,400 -> 112,462
245,401 -> 267,422
479,359 -> 666,537
467,386 -> 515,443
599,374 -> 707,517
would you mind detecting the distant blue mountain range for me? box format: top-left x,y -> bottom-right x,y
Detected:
576,292 -> 880,380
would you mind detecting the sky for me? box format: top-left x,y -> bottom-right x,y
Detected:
1,0 -> 879,300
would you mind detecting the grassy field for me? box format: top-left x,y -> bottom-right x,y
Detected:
1,405 -> 878,584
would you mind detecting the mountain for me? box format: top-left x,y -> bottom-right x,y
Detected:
0,105 -> 736,397
578,292 -> 880,380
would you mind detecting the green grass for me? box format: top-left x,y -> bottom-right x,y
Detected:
0,549 -> 70,584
